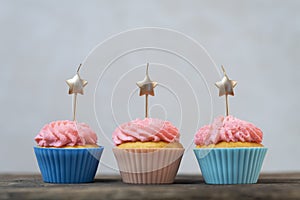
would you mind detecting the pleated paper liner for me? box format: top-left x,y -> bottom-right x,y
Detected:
194,147 -> 267,184
113,148 -> 184,184
34,146 -> 104,183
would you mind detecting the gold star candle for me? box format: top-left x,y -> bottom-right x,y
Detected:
215,65 -> 237,116
66,64 -> 88,121
136,63 -> 158,118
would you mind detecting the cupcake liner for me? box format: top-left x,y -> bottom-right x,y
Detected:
34,146 -> 104,183
113,148 -> 184,184
193,147 -> 267,184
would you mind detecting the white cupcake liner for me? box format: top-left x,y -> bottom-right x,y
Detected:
113,148 -> 184,184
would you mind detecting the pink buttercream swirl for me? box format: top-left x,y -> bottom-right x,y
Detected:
35,120 -> 98,147
112,118 -> 180,146
194,115 -> 263,146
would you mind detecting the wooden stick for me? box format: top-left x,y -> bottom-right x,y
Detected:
225,94 -> 229,116
73,94 -> 77,121
145,94 -> 148,118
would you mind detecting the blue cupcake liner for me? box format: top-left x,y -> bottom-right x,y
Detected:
34,146 -> 104,183
194,147 -> 267,184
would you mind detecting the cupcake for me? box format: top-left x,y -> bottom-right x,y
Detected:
34,120 -> 104,183
112,118 -> 184,184
193,65 -> 267,184
193,115 -> 267,184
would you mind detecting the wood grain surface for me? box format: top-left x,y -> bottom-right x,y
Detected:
0,173 -> 299,200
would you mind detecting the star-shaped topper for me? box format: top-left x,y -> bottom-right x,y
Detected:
215,65 -> 237,116
136,63 -> 158,96
136,63 -> 157,118
215,65 -> 237,97
66,64 -> 88,95
66,64 -> 88,121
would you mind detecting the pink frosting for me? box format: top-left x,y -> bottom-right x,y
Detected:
194,115 -> 263,146
112,118 -> 180,146
35,120 -> 98,147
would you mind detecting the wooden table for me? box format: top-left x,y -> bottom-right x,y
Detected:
0,173 -> 299,200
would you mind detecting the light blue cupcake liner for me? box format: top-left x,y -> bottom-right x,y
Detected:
194,147 -> 267,184
34,146 -> 104,183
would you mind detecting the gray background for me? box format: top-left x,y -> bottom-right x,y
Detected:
0,0 -> 299,174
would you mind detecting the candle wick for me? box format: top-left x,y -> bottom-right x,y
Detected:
221,65 -> 227,76
77,63 -> 82,73
146,63 -> 149,76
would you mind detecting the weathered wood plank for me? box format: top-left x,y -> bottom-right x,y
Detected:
0,174 -> 299,200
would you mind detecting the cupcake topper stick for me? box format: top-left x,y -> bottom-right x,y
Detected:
66,64 -> 88,121
215,65 -> 237,116
136,63 -> 158,118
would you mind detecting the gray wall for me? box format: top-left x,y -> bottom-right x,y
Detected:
1,0 -> 299,174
